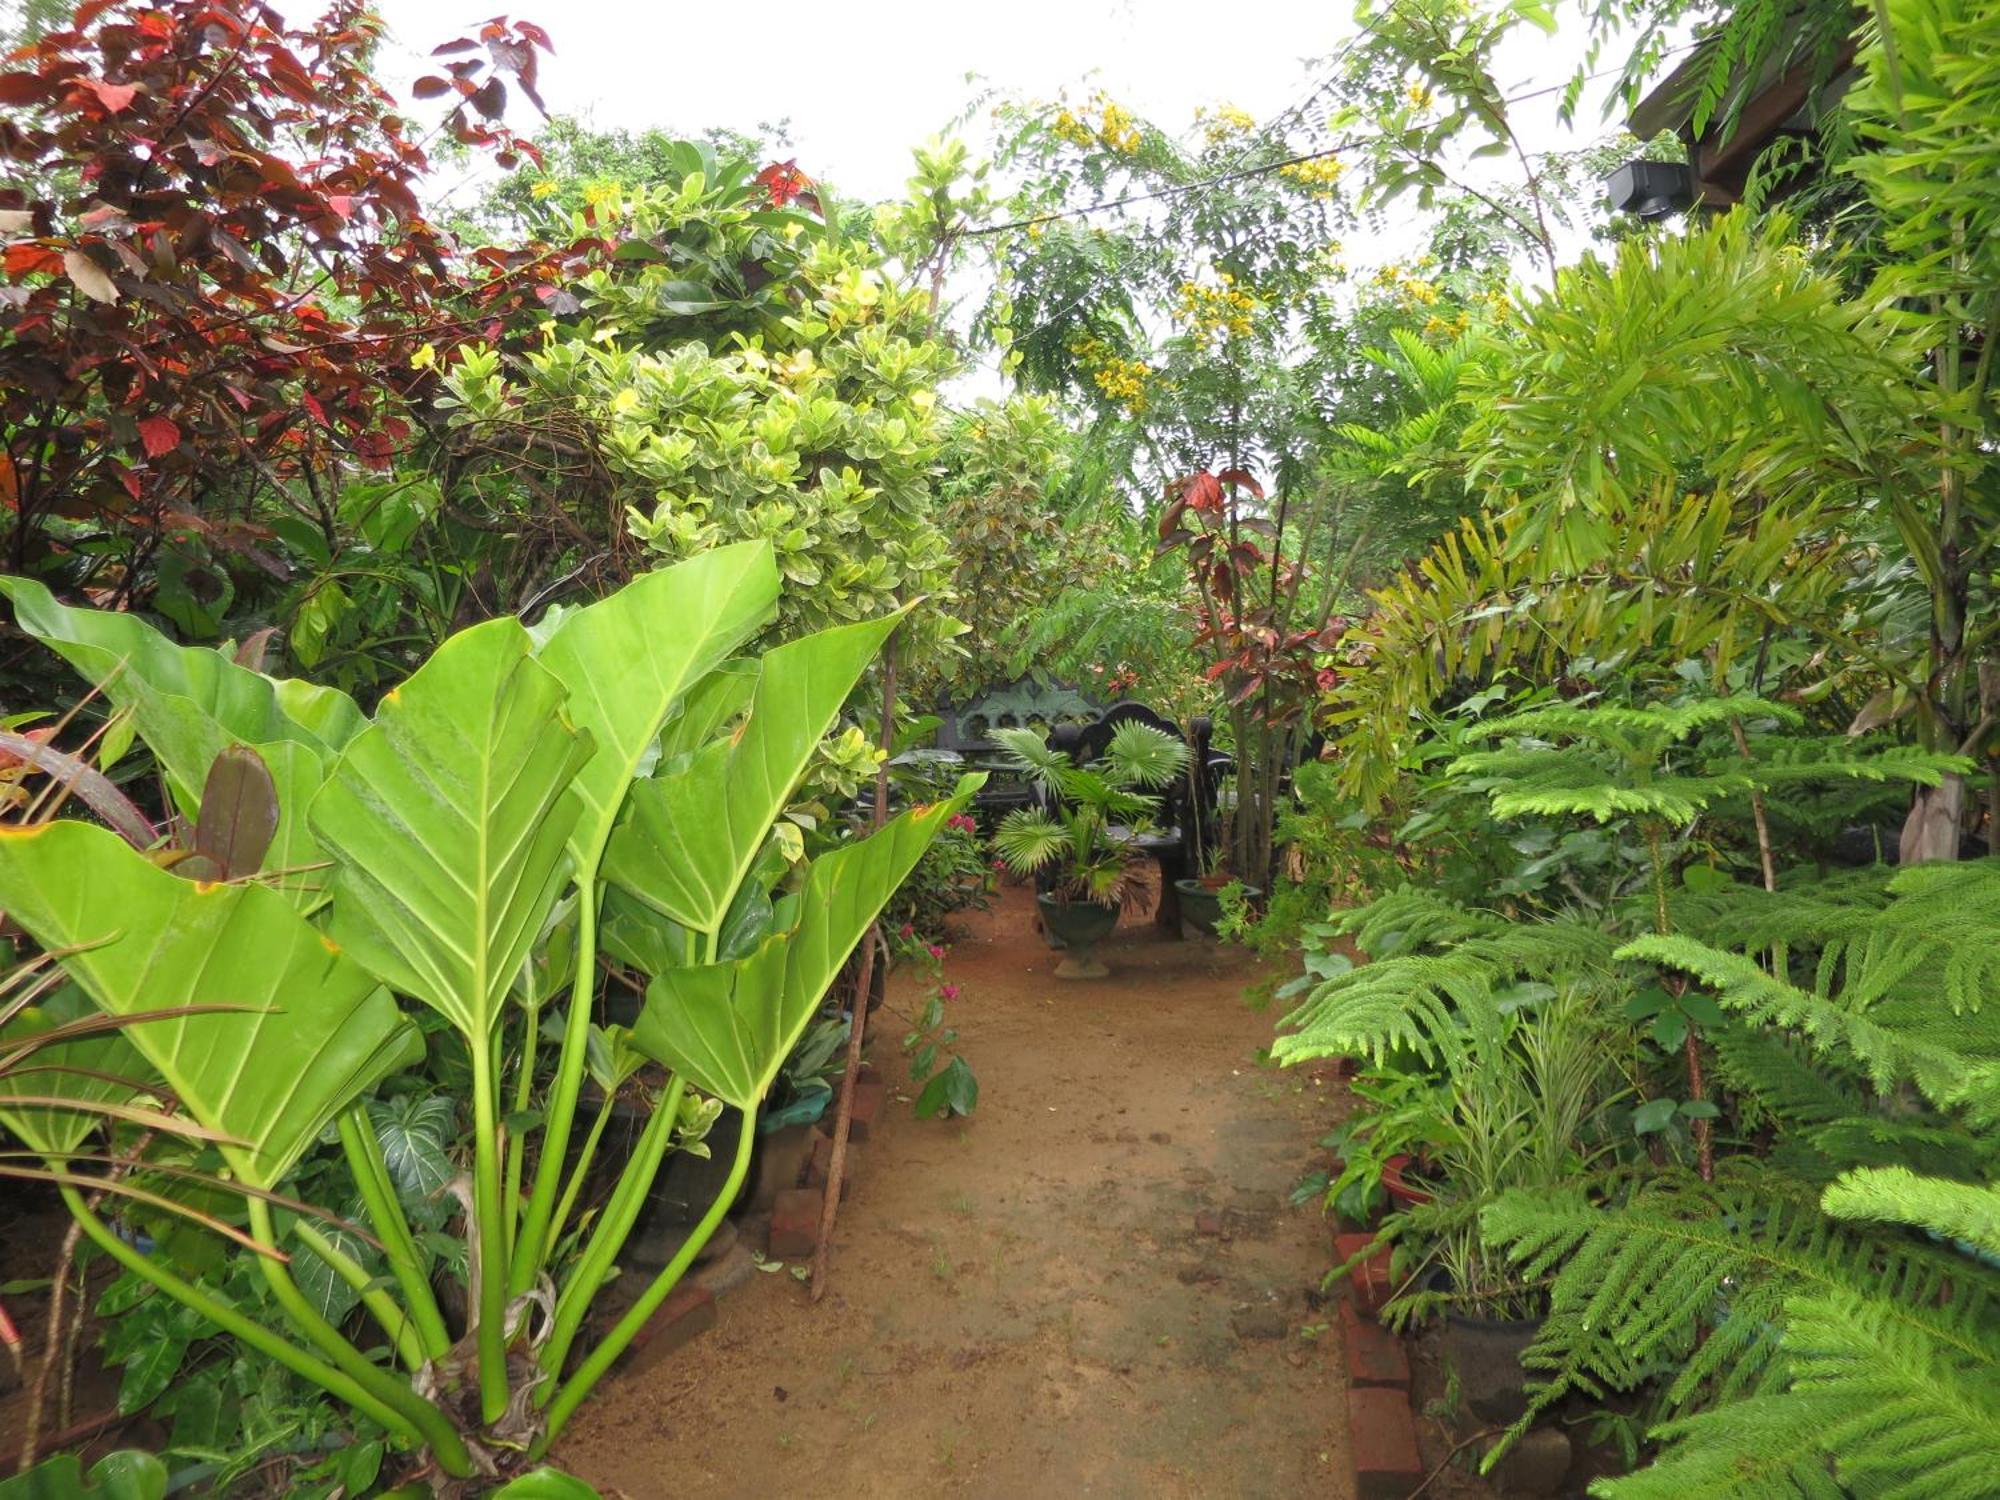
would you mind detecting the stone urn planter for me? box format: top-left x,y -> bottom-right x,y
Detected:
1036,893 -> 1119,979
1174,877 -> 1261,938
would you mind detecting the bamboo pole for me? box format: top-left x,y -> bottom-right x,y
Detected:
810,636 -> 899,1302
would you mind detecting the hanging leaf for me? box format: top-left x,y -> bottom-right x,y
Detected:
62,248 -> 119,303
136,416 -> 180,457
189,744 -> 279,880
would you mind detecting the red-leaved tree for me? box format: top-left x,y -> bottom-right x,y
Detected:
0,0 -> 571,599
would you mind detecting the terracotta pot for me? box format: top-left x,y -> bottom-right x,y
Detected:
1380,1153 -> 1434,1208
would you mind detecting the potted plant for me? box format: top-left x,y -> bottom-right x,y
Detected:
1317,1065 -> 1450,1228
991,721 -> 1190,978
1173,848 -> 1264,938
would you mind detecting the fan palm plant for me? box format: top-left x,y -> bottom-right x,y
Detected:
990,721 -> 1190,911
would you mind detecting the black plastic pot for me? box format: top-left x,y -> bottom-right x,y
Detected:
1442,1309 -> 1546,1424
1174,878 -> 1261,937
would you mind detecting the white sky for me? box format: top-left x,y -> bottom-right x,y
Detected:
361,0 -> 1618,209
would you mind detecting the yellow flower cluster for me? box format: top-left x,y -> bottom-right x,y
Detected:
1278,154 -> 1347,197
1422,311 -> 1472,340
1173,271 -> 1259,340
1068,333 -> 1150,414
1196,103 -> 1257,145
1373,262 -> 1439,306
1051,92 -> 1143,155
1406,82 -> 1434,110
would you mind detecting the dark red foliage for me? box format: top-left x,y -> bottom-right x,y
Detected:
1158,468 -> 1329,723
0,0 -> 585,594
754,159 -> 820,214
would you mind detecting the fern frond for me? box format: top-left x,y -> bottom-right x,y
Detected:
1604,1284 -> 2000,1500
1448,741 -> 1752,824
1328,885 -> 1517,956
1821,1167 -> 2000,1259
1616,935 -> 1982,1107
1711,1027 -> 1866,1129
1744,742 -> 1973,792
1484,1161 -> 1986,1426
1277,897 -> 1615,1069
1466,695 -> 1799,749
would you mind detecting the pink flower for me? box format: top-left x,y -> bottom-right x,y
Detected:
899,923 -> 914,939
927,943 -> 947,960
939,983 -> 960,1001
990,857 -> 1006,871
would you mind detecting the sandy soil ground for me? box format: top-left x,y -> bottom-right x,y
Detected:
561,883 -> 1360,1500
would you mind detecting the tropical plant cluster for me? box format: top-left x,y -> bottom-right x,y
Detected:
2,0 -> 1999,1490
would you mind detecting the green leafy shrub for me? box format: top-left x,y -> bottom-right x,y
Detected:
0,541 -> 978,1479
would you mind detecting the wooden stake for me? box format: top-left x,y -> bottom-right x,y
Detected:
810,636 -> 898,1302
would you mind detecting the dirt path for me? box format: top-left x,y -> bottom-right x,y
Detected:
562,884 -> 1355,1499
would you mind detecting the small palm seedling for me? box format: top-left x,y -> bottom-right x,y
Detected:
991,721 -> 1190,977
990,720 -> 1190,910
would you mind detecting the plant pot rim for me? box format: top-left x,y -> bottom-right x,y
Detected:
1036,891 -> 1120,913
1380,1152 -> 1435,1206
1173,876 -> 1264,894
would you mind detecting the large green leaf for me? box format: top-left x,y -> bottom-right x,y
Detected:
536,543 -> 778,874
0,821 -> 420,1186
310,618 -> 594,1041
0,577 -> 363,802
0,986 -> 151,1158
604,610 -> 903,938
632,776 -> 981,1108
0,577 -> 361,899
0,1450 -> 168,1500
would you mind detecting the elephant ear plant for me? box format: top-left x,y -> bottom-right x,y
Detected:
0,542 -> 980,1479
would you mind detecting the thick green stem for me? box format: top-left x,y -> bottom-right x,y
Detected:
293,1221 -> 428,1373
505,984 -> 542,1261
57,1186 -> 446,1464
337,1109 -> 450,1361
539,1076 -> 685,1387
536,1104 -> 755,1449
470,1035 -> 511,1425
242,1198 -> 474,1476
547,1088 -> 619,1260
511,879 -> 598,1296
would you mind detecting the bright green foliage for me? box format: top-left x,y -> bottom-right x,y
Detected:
1477,861 -> 2000,1495
1845,0 -> 2000,305
1451,696 -> 1964,826
311,622 -> 593,1044
0,822 -> 418,1187
1457,216 -> 1915,569
1324,491 -> 1845,805
1276,891 -> 1617,1070
0,543 -> 975,1475
438,146 -> 961,668
0,576 -> 363,897
633,793 -> 972,1109
536,543 -> 781,873
990,721 -> 1189,907
604,609 -> 903,939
